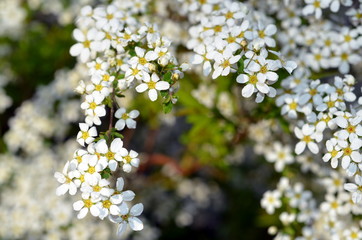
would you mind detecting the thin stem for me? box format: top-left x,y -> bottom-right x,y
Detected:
107,91 -> 116,141
245,52 -> 256,69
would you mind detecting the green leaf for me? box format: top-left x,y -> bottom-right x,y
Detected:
163,71 -> 172,83
112,132 -> 124,139
162,100 -> 173,114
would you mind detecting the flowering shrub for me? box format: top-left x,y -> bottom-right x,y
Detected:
0,0 -> 362,239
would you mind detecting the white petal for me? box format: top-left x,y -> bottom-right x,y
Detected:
129,217 -> 144,231
115,120 -> 126,130
295,141 -> 306,155
130,203 -> 144,216
111,138 -> 123,152
122,190 -> 135,202
148,89 -> 158,101
155,81 -> 170,90
56,184 -> 69,196
78,208 -> 89,219
135,83 -> 148,93
242,84 -> 254,98
117,222 -> 127,236
307,142 -> 319,154
73,201 -> 85,211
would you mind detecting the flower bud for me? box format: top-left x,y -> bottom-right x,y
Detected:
148,63 -> 156,72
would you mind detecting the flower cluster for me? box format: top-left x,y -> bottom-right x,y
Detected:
55,1 -> 186,236
181,0 -> 296,103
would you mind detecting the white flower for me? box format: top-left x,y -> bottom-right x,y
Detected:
119,149 -> 140,173
73,193 -> 101,219
265,142 -> 294,172
236,73 -> 269,98
109,203 -> 144,236
87,58 -> 109,75
70,149 -> 88,167
86,76 -> 111,97
110,177 -> 135,205
261,190 -> 282,214
135,72 -> 170,101
114,108 -> 140,130
191,44 -> 214,76
76,123 -> 97,146
212,48 -> 241,79
281,96 -> 300,119
322,138 -> 342,168
335,116 -> 362,142
78,154 -> 105,184
302,0 -> 330,19
129,47 -> 152,71
80,93 -> 106,120
95,138 -> 124,171
344,175 -> 362,203
80,175 -> 113,200
294,124 -> 319,154
69,28 -> 104,62
55,161 -> 80,196
339,139 -> 362,176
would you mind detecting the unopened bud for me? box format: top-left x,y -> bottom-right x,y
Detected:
148,63 -> 156,72
172,72 -> 180,81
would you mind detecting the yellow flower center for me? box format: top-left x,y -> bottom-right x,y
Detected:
76,156 -> 83,163
95,63 -> 102,70
309,89 -> 317,96
95,84 -> 103,91
124,155 -> 132,163
346,125 -> 356,133
314,54 -> 322,61
82,131 -> 90,139
226,36 -> 236,43
344,35 -> 352,42
325,39 -> 332,46
65,176 -> 72,183
121,113 -> 129,120
102,74 -> 110,81
260,65 -> 268,74
106,14 -> 114,20
83,40 -> 91,48
343,147 -> 352,156
341,53 -> 349,61
139,57 -> 147,65
213,25 -> 222,33
132,68 -> 140,76
313,1 -> 321,8
83,199 -> 93,208
102,200 -> 112,209
351,232 -> 358,239
225,11 -> 234,19
249,75 -> 258,84
93,185 -> 101,192
258,30 -> 265,38
147,81 -> 156,89
89,102 -> 97,110
331,150 -> 339,158
221,60 -> 230,68
124,33 -> 131,40
278,152 -> 286,159
88,166 -> 96,174
106,151 -> 115,160
289,102 -> 297,110
303,136 -> 311,143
